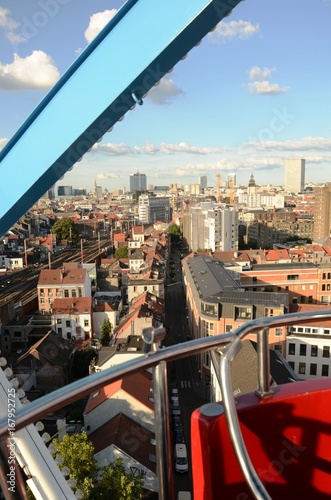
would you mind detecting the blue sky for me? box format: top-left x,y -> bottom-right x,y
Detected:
1,0 -> 331,194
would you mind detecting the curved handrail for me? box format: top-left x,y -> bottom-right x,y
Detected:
1,308 -> 331,499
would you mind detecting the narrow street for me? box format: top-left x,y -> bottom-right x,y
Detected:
164,246 -> 208,496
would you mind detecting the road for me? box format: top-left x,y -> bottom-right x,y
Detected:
164,245 -> 208,496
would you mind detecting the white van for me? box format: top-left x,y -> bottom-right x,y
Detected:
174,443 -> 188,473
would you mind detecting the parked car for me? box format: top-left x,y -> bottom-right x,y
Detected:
171,404 -> 181,416
172,415 -> 182,430
174,443 -> 189,473
174,427 -> 185,444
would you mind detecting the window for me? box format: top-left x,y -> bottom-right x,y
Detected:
299,344 -> 307,356
64,289 -> 69,298
235,306 -> 252,321
78,288 -> 82,297
253,276 -> 257,283
40,288 -> 44,295
225,325 -> 232,333
274,344 -> 283,353
308,296 -> 313,304
322,365 -> 329,377
324,329 -> 330,335
275,328 -> 282,337
288,361 -> 295,370
288,343 -> 296,355
310,363 -> 317,376
66,320 -> 70,327
57,319 -> 61,324
292,297 -> 298,304
40,298 -> 45,304
298,363 -> 306,375
288,274 -> 299,280
72,290 -> 77,298
323,346 -> 330,358
84,319 -> 89,327
58,328 -> 62,335
311,345 -> 318,357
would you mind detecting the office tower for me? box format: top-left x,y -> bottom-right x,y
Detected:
285,159 -> 305,193
130,172 -> 147,192
228,173 -> 236,187
57,186 -> 73,196
199,176 -> 207,189
138,195 -> 171,223
314,183 -> 331,240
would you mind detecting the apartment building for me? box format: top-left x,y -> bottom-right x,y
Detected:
182,254 -> 289,386
51,297 -> 92,340
37,267 -> 91,313
286,305 -> 331,379
188,204 -> 238,252
240,263 -> 319,306
314,183 -> 331,240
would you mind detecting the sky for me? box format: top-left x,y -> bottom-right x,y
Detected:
1,0 -> 331,194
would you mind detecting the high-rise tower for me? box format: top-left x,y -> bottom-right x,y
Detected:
285,159 -> 305,193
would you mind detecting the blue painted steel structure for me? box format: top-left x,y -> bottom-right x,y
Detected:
0,0 -> 242,236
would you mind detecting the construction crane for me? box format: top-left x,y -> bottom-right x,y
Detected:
216,173 -> 221,203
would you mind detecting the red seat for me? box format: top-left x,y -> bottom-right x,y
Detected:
191,378 -> 331,499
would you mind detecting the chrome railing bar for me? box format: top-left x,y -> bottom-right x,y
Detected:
218,308 -> 331,499
256,328 -> 273,398
219,343 -> 272,500
0,333 -> 235,438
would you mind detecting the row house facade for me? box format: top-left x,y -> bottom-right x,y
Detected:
51,297 -> 92,340
37,267 -> 91,314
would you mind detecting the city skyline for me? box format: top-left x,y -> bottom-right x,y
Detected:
1,0 -> 331,195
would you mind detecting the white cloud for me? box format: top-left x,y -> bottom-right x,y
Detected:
97,172 -> 120,179
210,20 -> 259,42
244,136 -> 331,151
84,10 -> 117,43
0,137 -> 8,150
94,143 -> 134,156
0,51 -> 60,90
249,66 -> 275,81
147,77 -> 184,105
0,7 -> 18,30
247,80 -> 289,95
96,141 -> 229,157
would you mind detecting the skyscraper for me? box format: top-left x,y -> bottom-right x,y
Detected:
130,172 -> 147,193
199,176 -> 207,189
284,159 -> 305,193
314,183 -> 331,240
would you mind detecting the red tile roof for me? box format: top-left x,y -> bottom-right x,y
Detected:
85,371 -> 153,414
52,297 -> 92,315
89,413 -> 156,473
38,268 -> 87,286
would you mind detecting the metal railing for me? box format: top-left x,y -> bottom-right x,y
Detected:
1,308 -> 331,499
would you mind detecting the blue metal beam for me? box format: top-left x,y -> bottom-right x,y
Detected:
0,0 -> 242,236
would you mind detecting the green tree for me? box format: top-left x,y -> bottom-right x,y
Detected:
167,222 -> 181,242
52,217 -> 79,244
91,458 -> 143,499
100,318 -> 112,346
51,432 -> 98,499
114,246 -> 128,258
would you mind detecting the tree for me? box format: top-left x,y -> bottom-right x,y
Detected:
114,246 -> 128,258
100,318 -> 112,346
52,217 -> 79,244
167,222 -> 181,242
91,458 -> 143,499
51,432 -> 98,499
